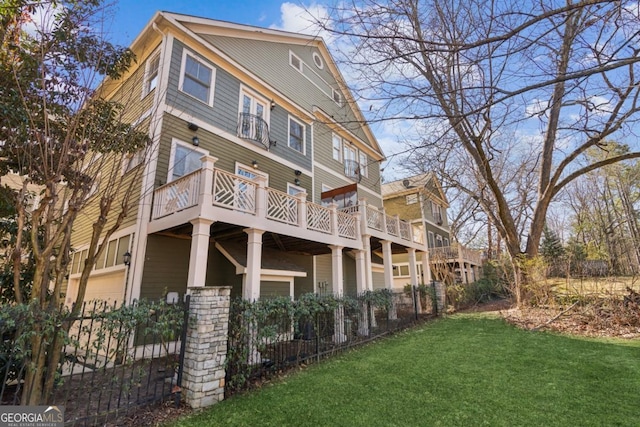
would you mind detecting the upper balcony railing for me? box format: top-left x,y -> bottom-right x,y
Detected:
151,156 -> 428,250
237,113 -> 274,150
429,243 -> 483,266
340,203 -> 419,245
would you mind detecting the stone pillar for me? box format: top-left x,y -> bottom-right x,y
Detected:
187,218 -> 214,289
243,228 -> 264,301
181,286 -> 231,409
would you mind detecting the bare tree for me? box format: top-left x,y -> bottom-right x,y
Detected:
0,1 -> 151,404
321,0 -> 640,303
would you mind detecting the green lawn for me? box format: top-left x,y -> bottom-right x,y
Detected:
172,314 -> 640,427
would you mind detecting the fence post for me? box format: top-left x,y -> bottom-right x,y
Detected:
181,286 -> 231,409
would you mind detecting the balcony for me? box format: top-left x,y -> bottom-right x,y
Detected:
149,157 -> 427,253
344,159 -> 361,182
429,243 -> 483,266
237,113 -> 273,150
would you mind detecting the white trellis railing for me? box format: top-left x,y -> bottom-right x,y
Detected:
266,188 -> 298,225
213,169 -> 256,214
399,221 -> 411,241
152,169 -> 202,219
307,203 -> 332,234
337,210 -> 357,239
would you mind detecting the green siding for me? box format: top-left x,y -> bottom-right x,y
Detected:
261,281 -> 290,299
156,114 -> 311,194
164,41 -> 312,171
384,194 -> 423,222
139,234 -> 241,301
197,35 -> 369,146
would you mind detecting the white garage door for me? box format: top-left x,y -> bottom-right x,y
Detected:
68,270 -> 126,307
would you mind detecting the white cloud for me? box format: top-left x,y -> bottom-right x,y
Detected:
270,2 -> 333,42
22,3 -> 65,38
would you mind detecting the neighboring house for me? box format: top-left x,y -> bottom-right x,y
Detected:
65,12 -> 428,306
382,173 -> 483,287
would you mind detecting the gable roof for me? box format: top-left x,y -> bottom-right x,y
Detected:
139,11 -> 384,159
381,173 -> 449,207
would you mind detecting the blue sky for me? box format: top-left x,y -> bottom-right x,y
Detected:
106,1 -> 318,47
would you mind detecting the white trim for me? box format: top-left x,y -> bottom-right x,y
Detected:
289,51 -> 303,72
167,138 -> 209,183
178,50 -> 216,106
287,182 -> 306,195
332,133 -> 342,162
312,52 -> 324,69
359,151 -> 368,178
235,161 -> 269,182
287,115 -> 306,155
238,85 -> 271,127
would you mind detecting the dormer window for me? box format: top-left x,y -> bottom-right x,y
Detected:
333,89 -> 343,106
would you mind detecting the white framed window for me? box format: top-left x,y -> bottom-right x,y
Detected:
321,184 -> 332,193
332,134 -> 342,161
358,151 -> 368,177
122,149 -> 145,174
406,194 -> 418,205
332,89 -> 343,106
436,234 -> 443,247
238,86 -> 270,139
444,238 -> 450,247
428,231 -> 435,248
393,264 -> 410,278
288,116 -> 305,154
432,203 -> 443,224
287,183 -> 306,196
168,139 -> 208,182
235,162 -> 268,182
179,51 -> 214,105
312,52 -> 324,69
143,50 -> 160,97
289,51 -> 302,72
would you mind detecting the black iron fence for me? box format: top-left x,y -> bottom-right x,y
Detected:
0,298 -> 188,426
226,287 -> 438,395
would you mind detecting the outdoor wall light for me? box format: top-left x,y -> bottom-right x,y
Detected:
294,178 -> 301,186
252,160 -> 259,169
187,122 -> 199,131
123,251 -> 132,266
270,99 -> 276,110
294,170 -> 302,176
192,136 -> 200,146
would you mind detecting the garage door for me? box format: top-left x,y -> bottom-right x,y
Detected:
67,270 -> 126,307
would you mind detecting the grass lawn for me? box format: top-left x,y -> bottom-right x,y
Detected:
171,314 -> 640,427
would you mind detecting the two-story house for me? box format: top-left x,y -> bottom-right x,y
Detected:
382,173 -> 483,286
64,12 -> 429,306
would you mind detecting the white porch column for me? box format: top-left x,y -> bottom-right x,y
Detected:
354,248 -> 369,336
381,240 -> 394,289
254,175 -> 268,219
199,155 -> 218,208
363,235 -> 376,328
296,191 -> 308,229
187,218 -> 214,289
243,228 -> 265,301
329,245 -> 346,343
421,250 -> 432,283
381,240 -> 397,320
408,248 -> 422,314
457,244 -> 468,284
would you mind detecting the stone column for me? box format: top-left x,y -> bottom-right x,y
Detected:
181,286 -> 231,409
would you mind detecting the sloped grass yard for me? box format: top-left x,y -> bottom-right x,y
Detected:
172,314 -> 640,427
